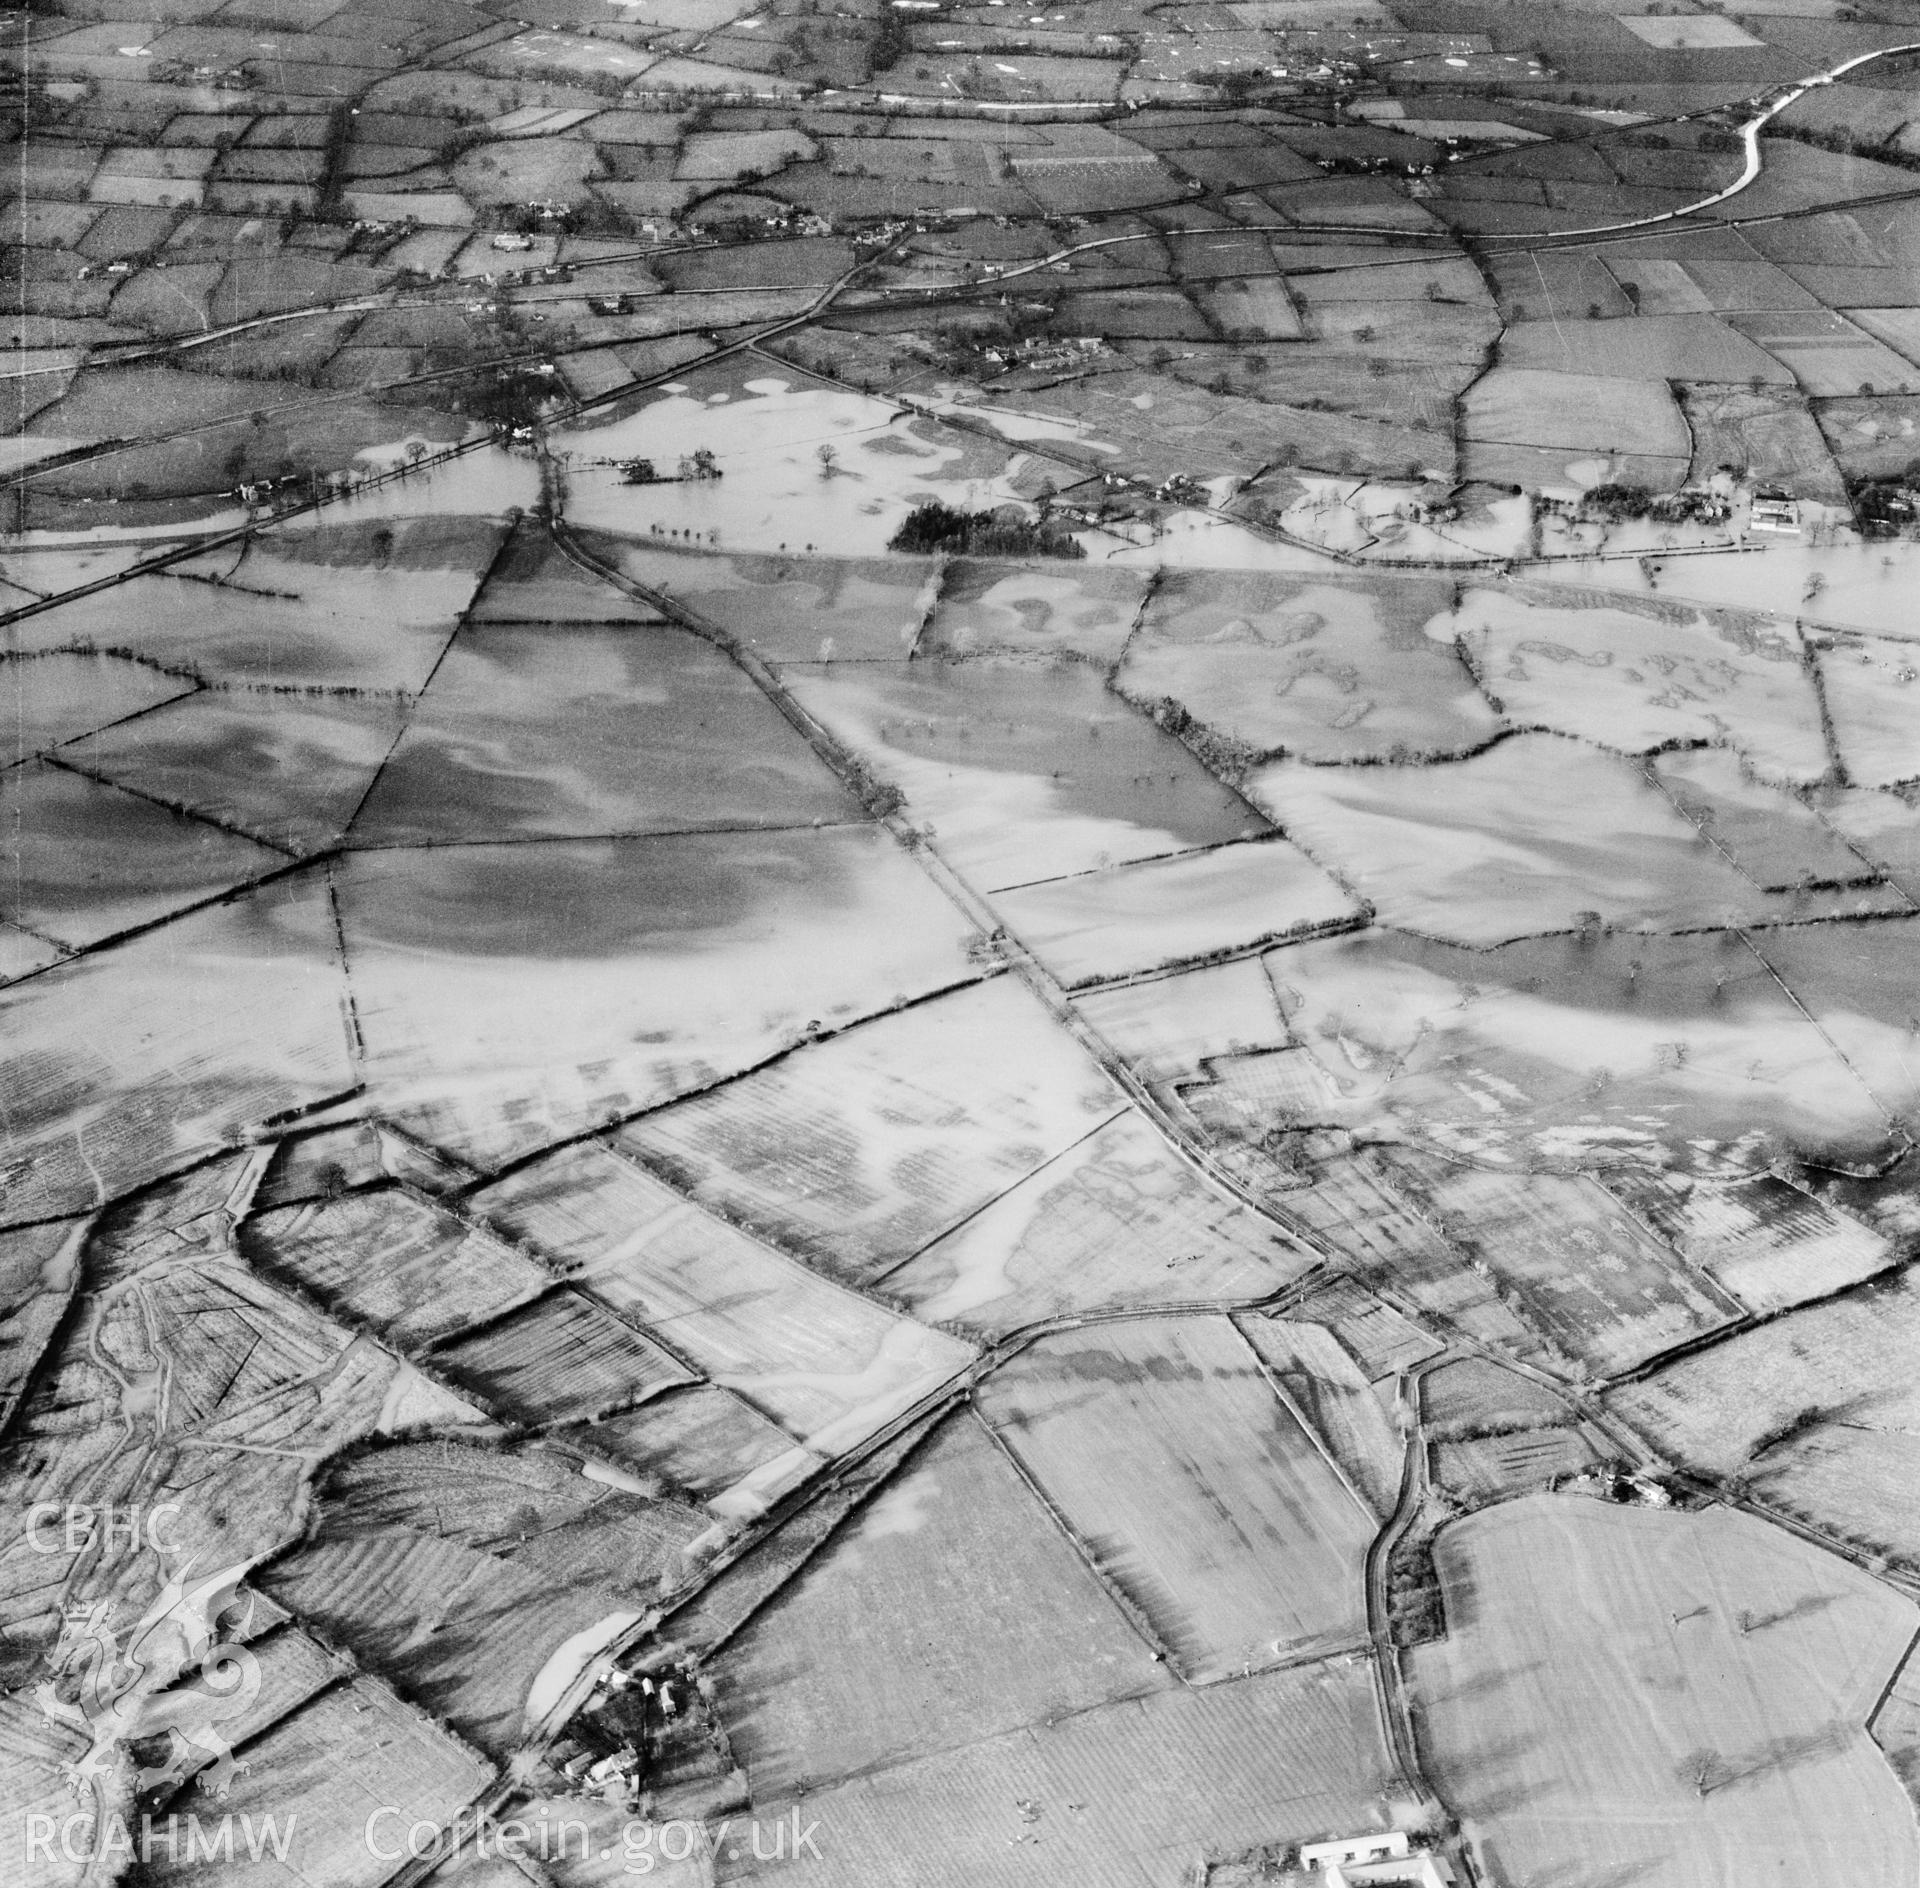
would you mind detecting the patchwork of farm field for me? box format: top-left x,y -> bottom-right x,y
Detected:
17,3 -> 1920,1883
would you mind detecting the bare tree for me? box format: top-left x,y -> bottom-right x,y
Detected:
1679,1748 -> 1726,1797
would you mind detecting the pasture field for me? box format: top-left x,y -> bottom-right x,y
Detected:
1432,1427 -> 1595,1502
1487,248 -> 1633,321
0,650 -> 192,764
1684,259 -> 1824,312
1648,748 -> 1877,887
716,1656 -> 1395,1887
783,656 -> 1261,892
254,1122 -> 393,1208
989,836 -> 1359,987
974,368 -> 1450,491
1248,735 -> 1767,947
1732,309 -> 1920,397
71,692 -> 410,854
567,1382 -> 812,1501
1848,305 -> 1920,367
1576,529 -> 1920,639
919,559 -> 1148,662
14,565 -> 467,694
145,1677 -> 494,1886
472,1141 -> 976,1456
0,877 -> 356,1224
1119,573 -> 1498,763
13,517 -> 506,692
344,186 -> 474,224
559,348 -> 647,403
1813,784 -> 1920,896
429,1288 -> 698,1424
351,621 -> 858,845
1247,925 -> 1894,1175
1748,917 -> 1920,1129
1461,367 -> 1691,460
1194,278 -> 1304,341
312,1438 -> 706,1566
451,134 -> 600,206
873,51 -> 1123,103
1291,256 -> 1490,306
259,1538 -> 613,1756
591,541 -> 942,662
1463,437 -> 1688,495
333,827 -> 978,1166
618,976 -> 1123,1287
1195,347 -> 1473,434
1413,1497 -> 1920,1888
1600,1168 -> 1893,1313
1620,11 -> 1759,45
561,377 -> 1016,560
1290,1274 -> 1447,1381
0,926 -> 61,983
1444,585 -> 1828,782
263,1441 -> 707,1753
1058,287 -> 1212,341
1178,1041 -> 1351,1141
676,128 -> 817,182
1421,1357 -> 1573,1441
1071,953 -> 1290,1087
664,1413 -> 939,1659
245,1191 -> 549,1347
713,1414 -> 1170,1796
1235,1315 -> 1403,1517
978,1318 -> 1371,1681
1602,255 -> 1713,316
1289,1150 -> 1558,1364
160,1624 -> 353,1788
1610,1270 -> 1920,1558
466,523 -> 665,624
887,1108 -> 1306,1332
1277,1153 -> 1510,1326
1873,1637 -> 1920,1811
0,761 -> 283,948
1498,312 -> 1790,383
0,1221 -> 82,1433
1292,297 -> 1498,368
658,236 -> 852,292
1816,631 -> 1920,787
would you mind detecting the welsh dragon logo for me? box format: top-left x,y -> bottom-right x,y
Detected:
37,1558 -> 263,1797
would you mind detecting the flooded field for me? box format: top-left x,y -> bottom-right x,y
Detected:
559,374 -> 1033,556
354,621 -> 861,843
784,655 -> 1262,889
1121,568 -> 1496,762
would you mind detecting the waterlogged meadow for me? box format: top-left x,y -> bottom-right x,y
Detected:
557,374 -> 1037,556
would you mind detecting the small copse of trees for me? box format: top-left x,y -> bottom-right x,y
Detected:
888,500 -> 1086,559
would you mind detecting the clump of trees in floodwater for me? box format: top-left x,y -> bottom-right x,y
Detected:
888,501 -> 1086,559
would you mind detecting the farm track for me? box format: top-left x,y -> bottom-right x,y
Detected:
1362,1359 -> 1454,1816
